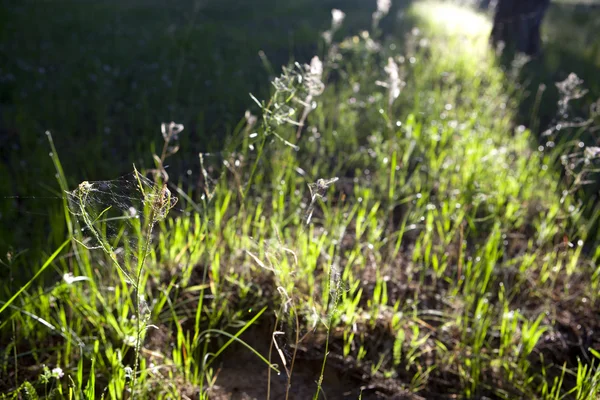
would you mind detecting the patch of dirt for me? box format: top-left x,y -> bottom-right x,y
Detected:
207,324 -> 419,400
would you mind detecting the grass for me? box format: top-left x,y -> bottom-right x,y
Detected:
2,0 -> 600,399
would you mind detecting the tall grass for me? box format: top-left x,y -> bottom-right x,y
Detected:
1,1 -> 600,399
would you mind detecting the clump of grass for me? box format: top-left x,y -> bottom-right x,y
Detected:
65,156 -> 178,395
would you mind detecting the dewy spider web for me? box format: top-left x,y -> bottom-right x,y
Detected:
66,170 -> 177,287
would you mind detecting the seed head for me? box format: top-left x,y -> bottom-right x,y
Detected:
377,0 -> 391,15
331,9 -> 346,30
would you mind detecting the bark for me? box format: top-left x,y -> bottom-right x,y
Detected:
490,0 -> 551,56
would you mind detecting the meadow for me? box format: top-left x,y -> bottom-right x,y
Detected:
1,0 -> 600,399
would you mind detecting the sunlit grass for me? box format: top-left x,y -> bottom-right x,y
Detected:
412,1 -> 491,38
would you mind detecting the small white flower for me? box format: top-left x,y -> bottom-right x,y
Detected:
585,146 -> 600,159
161,122 -> 184,141
52,367 -> 64,379
377,0 -> 391,14
384,57 -> 403,103
306,56 -> 325,96
244,110 -> 257,128
331,9 -> 346,30
124,335 -> 136,347
373,0 -> 392,26
309,56 -> 323,78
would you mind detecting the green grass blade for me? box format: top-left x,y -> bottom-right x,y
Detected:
202,306 -> 269,369
0,238 -> 69,317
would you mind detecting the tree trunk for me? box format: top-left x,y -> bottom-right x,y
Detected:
490,0 -> 550,56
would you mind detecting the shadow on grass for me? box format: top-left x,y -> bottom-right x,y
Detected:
509,1 -> 600,240
0,0 -> 394,260
516,2 -> 600,127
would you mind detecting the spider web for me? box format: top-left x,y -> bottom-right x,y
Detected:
66,170 -> 177,286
